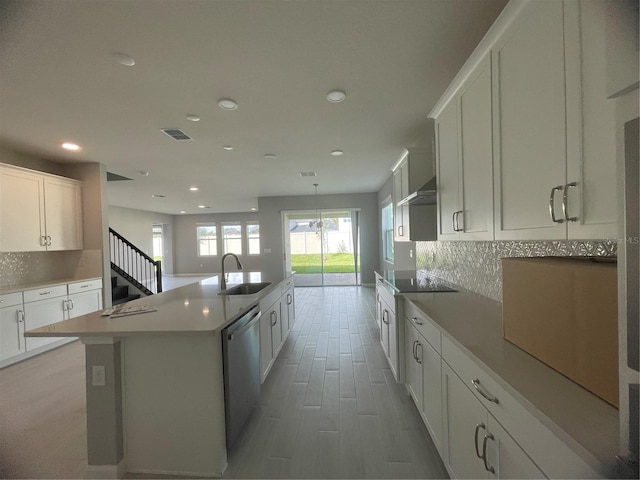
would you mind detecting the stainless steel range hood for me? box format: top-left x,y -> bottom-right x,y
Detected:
397,176 -> 437,206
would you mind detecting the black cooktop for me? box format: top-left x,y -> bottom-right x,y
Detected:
382,270 -> 458,293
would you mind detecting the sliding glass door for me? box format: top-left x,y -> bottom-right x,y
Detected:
284,210 -> 360,287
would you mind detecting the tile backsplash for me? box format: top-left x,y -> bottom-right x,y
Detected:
0,250 -> 103,287
416,240 -> 617,302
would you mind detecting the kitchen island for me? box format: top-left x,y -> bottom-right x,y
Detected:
25,272 -> 293,479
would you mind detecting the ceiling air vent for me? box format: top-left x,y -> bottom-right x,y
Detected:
161,128 -> 192,141
299,171 -> 317,177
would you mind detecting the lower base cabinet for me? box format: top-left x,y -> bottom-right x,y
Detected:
442,363 -> 545,479
0,293 -> 26,361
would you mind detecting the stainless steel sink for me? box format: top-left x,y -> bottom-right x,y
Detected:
219,282 -> 272,295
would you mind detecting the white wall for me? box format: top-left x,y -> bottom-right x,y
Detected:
108,206 -> 175,274
258,192 -> 379,284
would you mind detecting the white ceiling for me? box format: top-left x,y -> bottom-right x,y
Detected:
0,0 -> 508,215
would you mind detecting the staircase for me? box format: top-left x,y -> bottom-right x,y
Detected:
109,227 -> 162,305
111,275 -> 142,305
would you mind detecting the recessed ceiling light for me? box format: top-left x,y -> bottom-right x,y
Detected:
198,205 -> 210,209
112,52 -> 135,67
61,142 -> 80,151
218,98 -> 238,110
186,114 -> 200,122
189,186 -> 199,191
152,194 -> 165,198
326,90 -> 346,103
299,171 -> 317,177
138,170 -> 150,176
180,210 -> 186,214
331,150 -> 344,156
264,154 -> 277,160
223,145 -> 234,151
250,207 -> 257,211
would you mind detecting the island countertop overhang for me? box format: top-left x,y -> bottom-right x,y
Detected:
24,272 -> 293,338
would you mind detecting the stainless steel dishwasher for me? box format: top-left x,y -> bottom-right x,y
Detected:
222,304 -> 262,449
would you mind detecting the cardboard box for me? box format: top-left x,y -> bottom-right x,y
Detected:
502,257 -> 618,407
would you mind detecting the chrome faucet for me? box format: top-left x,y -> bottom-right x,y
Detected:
221,253 -> 243,290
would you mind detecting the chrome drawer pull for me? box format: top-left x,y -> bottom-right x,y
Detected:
549,185 -> 565,224
562,182 -> 578,222
482,433 -> 495,474
474,423 -> 486,459
412,316 -> 423,326
472,379 -> 499,404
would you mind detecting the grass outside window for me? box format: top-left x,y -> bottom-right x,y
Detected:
291,253 -> 357,274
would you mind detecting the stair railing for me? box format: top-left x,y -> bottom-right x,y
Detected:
109,228 -> 162,295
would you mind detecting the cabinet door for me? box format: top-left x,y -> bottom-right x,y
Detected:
387,306 -> 398,379
405,320 -> 423,410
0,306 -> 26,361
270,302 -> 283,357
67,289 -> 102,319
422,338 -> 443,451
23,296 -> 66,350
492,0 -> 567,240
380,304 -> 390,358
259,310 -> 274,383
486,417 -> 546,479
0,166 -> 45,252
282,288 -> 294,339
393,168 -> 409,242
564,0 -> 617,239
43,177 -> 83,250
436,100 -> 461,240
459,54 -> 494,241
442,363 -> 489,479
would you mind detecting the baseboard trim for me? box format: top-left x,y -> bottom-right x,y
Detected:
0,337 -> 77,369
85,459 -> 126,479
127,465 -> 225,478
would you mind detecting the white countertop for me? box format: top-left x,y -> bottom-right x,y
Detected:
25,272 -> 291,337
402,288 -> 620,476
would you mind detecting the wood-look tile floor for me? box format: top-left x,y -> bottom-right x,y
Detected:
223,286 -> 448,479
0,286 -> 448,479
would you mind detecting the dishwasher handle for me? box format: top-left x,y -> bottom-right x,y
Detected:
227,306 -> 261,341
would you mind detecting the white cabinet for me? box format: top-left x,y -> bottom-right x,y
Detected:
0,163 -> 83,252
378,287 -> 398,379
405,319 -> 423,409
442,362 -> 545,479
392,142 -> 437,242
436,54 -> 494,241
67,279 -> 103,318
259,279 -> 295,383
0,292 -> 26,361
23,285 -> 68,350
492,0 -> 618,240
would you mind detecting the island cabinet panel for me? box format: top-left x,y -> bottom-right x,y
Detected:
0,292 -> 26,361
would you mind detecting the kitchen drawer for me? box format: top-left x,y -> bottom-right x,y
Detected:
23,284 -> 67,303
404,299 -> 441,354
259,286 -> 281,313
68,278 -> 103,294
0,292 -> 23,308
442,335 -> 600,479
376,279 -> 395,309
280,277 -> 294,295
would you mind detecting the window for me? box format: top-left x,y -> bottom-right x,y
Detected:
197,224 -> 217,256
382,201 -> 394,262
247,223 -> 260,255
223,224 -> 242,255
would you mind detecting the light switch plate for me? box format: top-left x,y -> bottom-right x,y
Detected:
92,365 -> 106,387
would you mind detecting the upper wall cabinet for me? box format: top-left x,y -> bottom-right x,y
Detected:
436,54 -> 494,241
431,0 -> 628,241
0,163 -> 83,252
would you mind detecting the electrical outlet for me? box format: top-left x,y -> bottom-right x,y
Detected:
409,249 -> 413,258
92,365 -> 106,387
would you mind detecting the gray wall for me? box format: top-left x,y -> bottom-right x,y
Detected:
377,175 -> 416,273
108,206 -> 175,275
258,192 -> 379,284
173,212 -> 261,275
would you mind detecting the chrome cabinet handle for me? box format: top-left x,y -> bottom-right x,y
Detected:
398,225 -> 404,237
415,342 -> 422,364
549,185 -> 565,223
412,316 -> 423,326
474,423 -> 486,459
472,379 -> 499,404
270,311 -> 277,326
454,210 -> 464,232
451,212 -> 457,232
382,309 -> 389,325
16,310 -> 25,350
48,235 -> 52,246
562,182 -> 578,222
39,291 -> 51,296
482,433 -> 495,474
69,299 -> 74,310
40,235 -> 47,246
287,293 -> 292,305
412,340 -> 418,361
